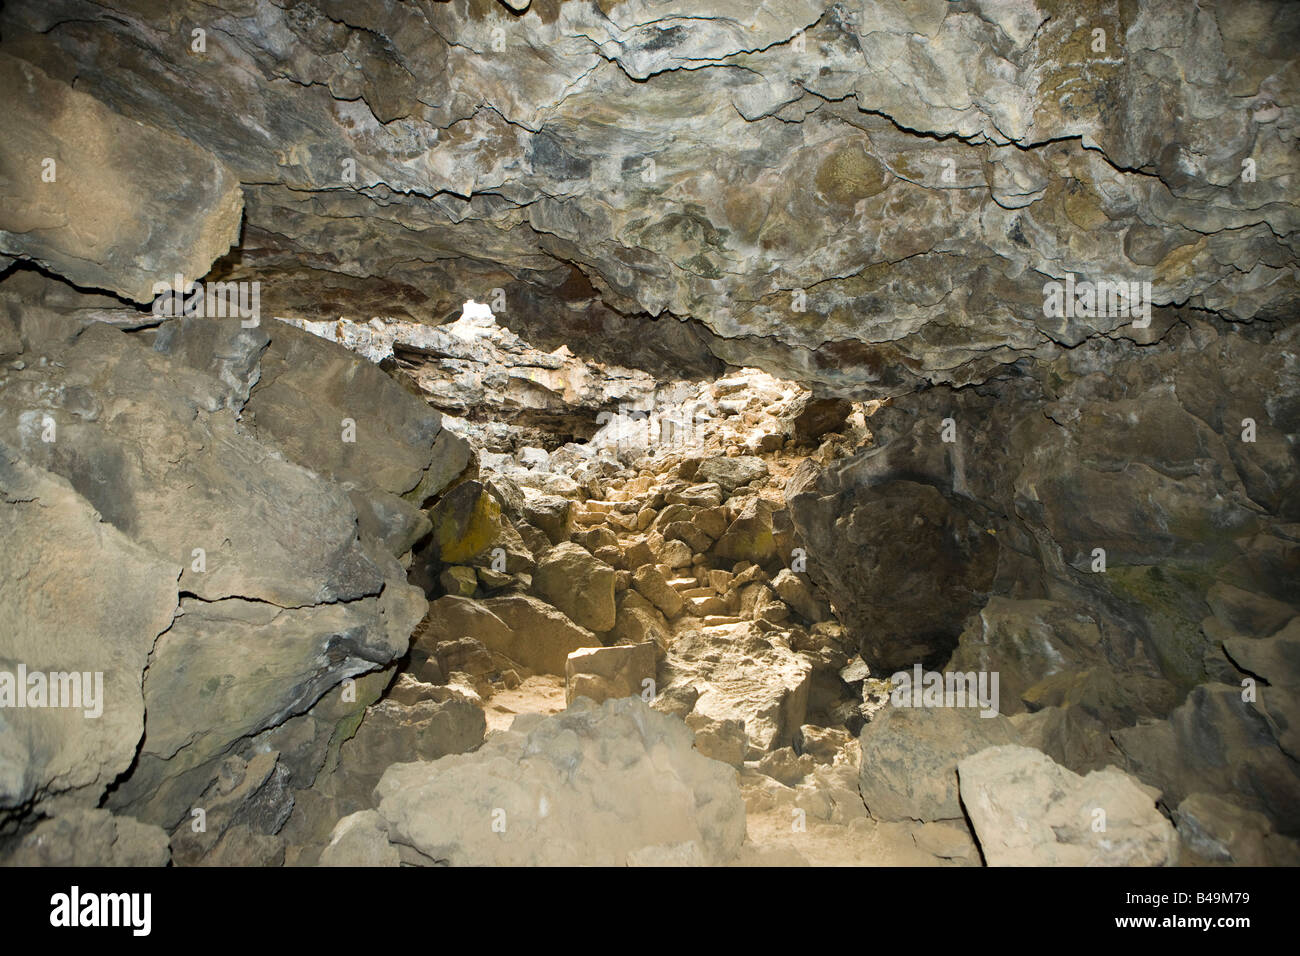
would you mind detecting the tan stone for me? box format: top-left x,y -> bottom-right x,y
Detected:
632,565 -> 685,619
565,642 -> 657,705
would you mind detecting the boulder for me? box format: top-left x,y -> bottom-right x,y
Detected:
609,590 -> 673,651
0,441 -> 178,816
482,595 -> 600,675
686,713 -> 748,769
697,456 -> 769,494
423,480 -> 535,573
374,697 -> 746,865
794,725 -> 855,763
784,395 -> 852,444
2,808 -> 170,866
632,565 -> 685,619
771,568 -> 831,623
712,497 -> 780,565
858,704 -> 1019,822
245,320 -> 470,502
418,594 -> 597,677
331,691 -> 486,810
522,493 -> 573,544
658,538 -> 694,569
757,747 -> 816,786
664,520 -> 715,553
319,811 -> 401,867
439,565 -> 479,597
666,483 -> 724,508
532,542 -> 617,632
957,745 -> 1179,866
658,622 -> 812,758
565,642 -> 657,705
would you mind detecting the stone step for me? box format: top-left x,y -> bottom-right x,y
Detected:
686,596 -> 727,616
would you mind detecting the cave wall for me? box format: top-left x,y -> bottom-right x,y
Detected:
0,0 -> 1297,855
1,0 -> 1295,391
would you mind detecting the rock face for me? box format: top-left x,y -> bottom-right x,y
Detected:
0,304 -> 468,849
1173,793 -> 1300,866
858,705 -> 1020,822
2,0 -> 1292,390
373,697 -> 746,866
659,623 -> 813,759
0,442 -> 178,816
958,746 -> 1180,867
0,53 -> 243,302
3,808 -> 171,867
794,318 -> 1300,846
287,311 -> 662,438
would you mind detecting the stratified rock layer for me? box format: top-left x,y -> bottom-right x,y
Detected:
0,1 -> 1293,388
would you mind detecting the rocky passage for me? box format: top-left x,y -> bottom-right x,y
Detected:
285,320 -> 897,866
0,0 -> 1298,871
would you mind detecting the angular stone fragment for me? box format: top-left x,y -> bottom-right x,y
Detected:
958,745 -> 1179,866
771,569 -> 831,623
532,541 -> 617,632
417,594 -> 597,677
320,810 -> 401,868
784,395 -> 852,444
440,565 -> 479,597
631,565 -> 686,619
697,456 -> 769,494
659,622 -> 812,759
565,642 -> 657,705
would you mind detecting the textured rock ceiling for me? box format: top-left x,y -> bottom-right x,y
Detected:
1,0 -> 1297,392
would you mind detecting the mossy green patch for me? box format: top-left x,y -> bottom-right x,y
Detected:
322,702 -> 368,777
435,488 -> 501,564
1104,564 -> 1216,693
